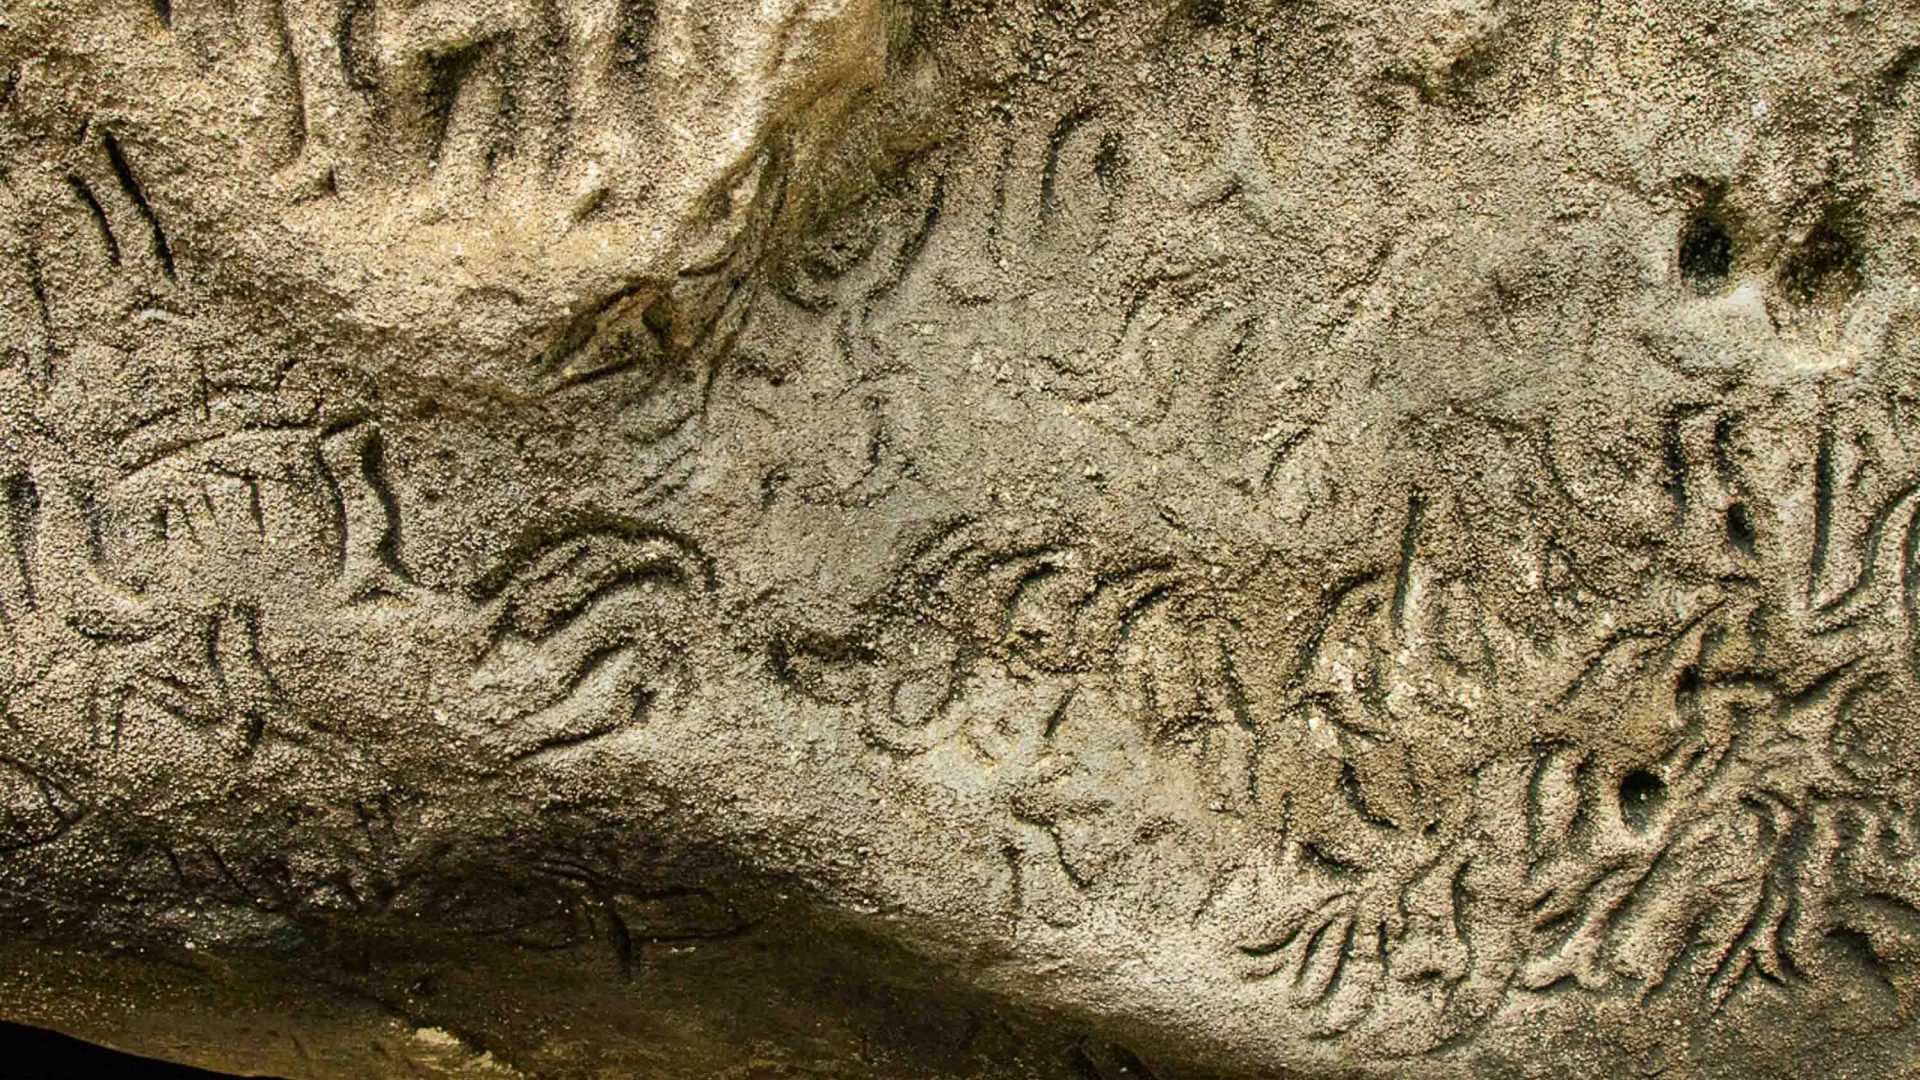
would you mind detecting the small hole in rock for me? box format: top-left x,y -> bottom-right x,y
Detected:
1778,207 -> 1864,307
1618,769 -> 1666,832
1183,0 -> 1228,26
1678,208 -> 1734,292
1725,501 -> 1755,554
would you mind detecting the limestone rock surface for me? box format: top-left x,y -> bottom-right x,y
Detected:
4,1 -> 1920,1077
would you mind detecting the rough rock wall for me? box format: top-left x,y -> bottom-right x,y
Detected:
4,1 -> 1920,1077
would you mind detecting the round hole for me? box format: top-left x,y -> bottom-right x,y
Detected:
1679,210 -> 1734,292
1778,209 -> 1864,306
1618,769 -> 1667,833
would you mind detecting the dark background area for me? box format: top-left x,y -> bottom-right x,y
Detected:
0,1022 -> 262,1078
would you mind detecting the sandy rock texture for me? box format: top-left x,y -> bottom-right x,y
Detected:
4,0 -> 1920,1076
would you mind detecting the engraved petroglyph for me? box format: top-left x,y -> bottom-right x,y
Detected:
7,2 -> 1920,1079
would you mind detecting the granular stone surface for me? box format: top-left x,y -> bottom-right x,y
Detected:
3,1 -> 1920,1077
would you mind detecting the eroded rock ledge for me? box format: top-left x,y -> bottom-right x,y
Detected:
4,1 -> 1920,1077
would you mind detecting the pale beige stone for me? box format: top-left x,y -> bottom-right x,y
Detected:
2,1 -> 1920,1078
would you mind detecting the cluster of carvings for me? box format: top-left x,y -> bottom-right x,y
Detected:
5,1 -> 1920,1067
